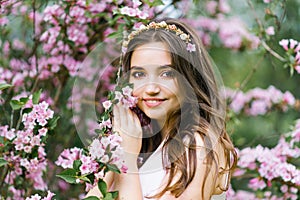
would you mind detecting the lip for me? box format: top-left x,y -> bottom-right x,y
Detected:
142,98 -> 166,108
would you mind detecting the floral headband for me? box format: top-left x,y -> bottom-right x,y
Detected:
122,21 -> 196,53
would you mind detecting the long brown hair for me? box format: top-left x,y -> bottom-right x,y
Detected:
122,18 -> 237,199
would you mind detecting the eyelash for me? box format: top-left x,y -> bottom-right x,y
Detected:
161,70 -> 175,78
130,70 -> 175,79
131,71 -> 145,79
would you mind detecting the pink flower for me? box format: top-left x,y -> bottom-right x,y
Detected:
43,190 -> 55,200
249,100 -> 268,115
205,1 -> 218,15
280,185 -> 289,193
266,26 -> 275,35
279,39 -> 289,51
38,128 -> 48,136
25,194 -> 42,200
89,139 -> 105,159
289,39 -> 298,49
120,6 -> 136,17
100,155 -> 109,163
295,65 -> 300,74
248,177 -> 267,190
136,8 -> 149,20
132,0 -> 142,8
283,91 -> 295,106
80,163 -> 91,174
102,100 -> 112,110
186,43 -> 196,52
122,86 -> 133,96
114,91 -> 123,101
99,119 -> 112,129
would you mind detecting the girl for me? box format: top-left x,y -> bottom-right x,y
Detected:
87,18 -> 237,200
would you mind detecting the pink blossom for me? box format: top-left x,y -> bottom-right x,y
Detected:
0,17 -> 9,26
114,91 -> 123,101
279,39 -> 289,51
294,43 -> 300,52
295,65 -> 300,74
266,26 -> 275,35
100,137 -> 111,149
26,194 -> 42,200
89,2 -> 107,13
248,177 -> 267,190
122,86 -> 133,96
38,128 -> 48,136
102,100 -> 112,110
136,8 -> 149,19
89,139 -> 105,160
248,100 -> 268,116
120,6 -> 137,17
132,0 -> 142,8
186,43 -> 196,52
100,155 -> 109,163
289,39 -> 298,49
218,0 -> 231,13
283,91 -> 295,106
205,1 -> 218,15
43,191 -> 55,200
56,148 -> 82,169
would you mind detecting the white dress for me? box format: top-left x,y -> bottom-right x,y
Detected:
139,142 -> 226,200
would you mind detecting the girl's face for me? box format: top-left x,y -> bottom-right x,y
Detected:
129,42 -> 184,123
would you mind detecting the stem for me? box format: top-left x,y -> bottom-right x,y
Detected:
30,0 -> 39,94
246,0 -> 286,63
0,165 -> 9,194
246,0 -> 264,35
15,108 -> 24,130
53,80 -> 62,107
9,110 -> 14,129
261,41 -> 286,62
239,56 -> 264,91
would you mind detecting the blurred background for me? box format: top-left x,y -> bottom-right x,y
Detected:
0,0 -> 299,199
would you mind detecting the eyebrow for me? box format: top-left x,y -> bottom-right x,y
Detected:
130,64 -> 173,70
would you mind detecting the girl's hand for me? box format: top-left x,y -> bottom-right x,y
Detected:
113,103 -> 143,158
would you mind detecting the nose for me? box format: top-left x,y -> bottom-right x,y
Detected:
145,82 -> 160,95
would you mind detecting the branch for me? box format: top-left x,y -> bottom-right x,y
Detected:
262,41 -> 286,62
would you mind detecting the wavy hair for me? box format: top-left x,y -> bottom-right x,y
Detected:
122,18 -> 237,199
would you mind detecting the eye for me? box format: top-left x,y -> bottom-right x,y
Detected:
161,70 -> 175,78
131,71 -> 146,79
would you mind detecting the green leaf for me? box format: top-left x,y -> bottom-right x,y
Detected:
290,66 -> 294,76
0,158 -> 8,167
98,179 -> 107,196
144,0 -> 164,7
110,191 -> 118,199
103,193 -> 113,200
48,116 -> 60,130
79,176 -> 91,183
73,160 -> 82,171
107,31 -> 122,39
32,89 -> 42,104
106,164 -> 120,173
10,99 -> 25,110
82,196 -> 100,200
56,169 -> 77,184
0,83 -> 12,91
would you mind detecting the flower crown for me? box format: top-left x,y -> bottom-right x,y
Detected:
122,21 -> 196,53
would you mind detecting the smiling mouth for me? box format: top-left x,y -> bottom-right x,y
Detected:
142,98 -> 166,107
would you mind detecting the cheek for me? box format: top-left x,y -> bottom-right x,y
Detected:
132,85 -> 143,97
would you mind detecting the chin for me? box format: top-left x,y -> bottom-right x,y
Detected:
143,110 -> 166,121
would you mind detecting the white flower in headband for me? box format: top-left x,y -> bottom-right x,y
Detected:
123,21 -> 197,53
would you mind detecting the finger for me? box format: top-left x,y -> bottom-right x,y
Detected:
113,104 -> 121,130
117,103 -> 128,128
